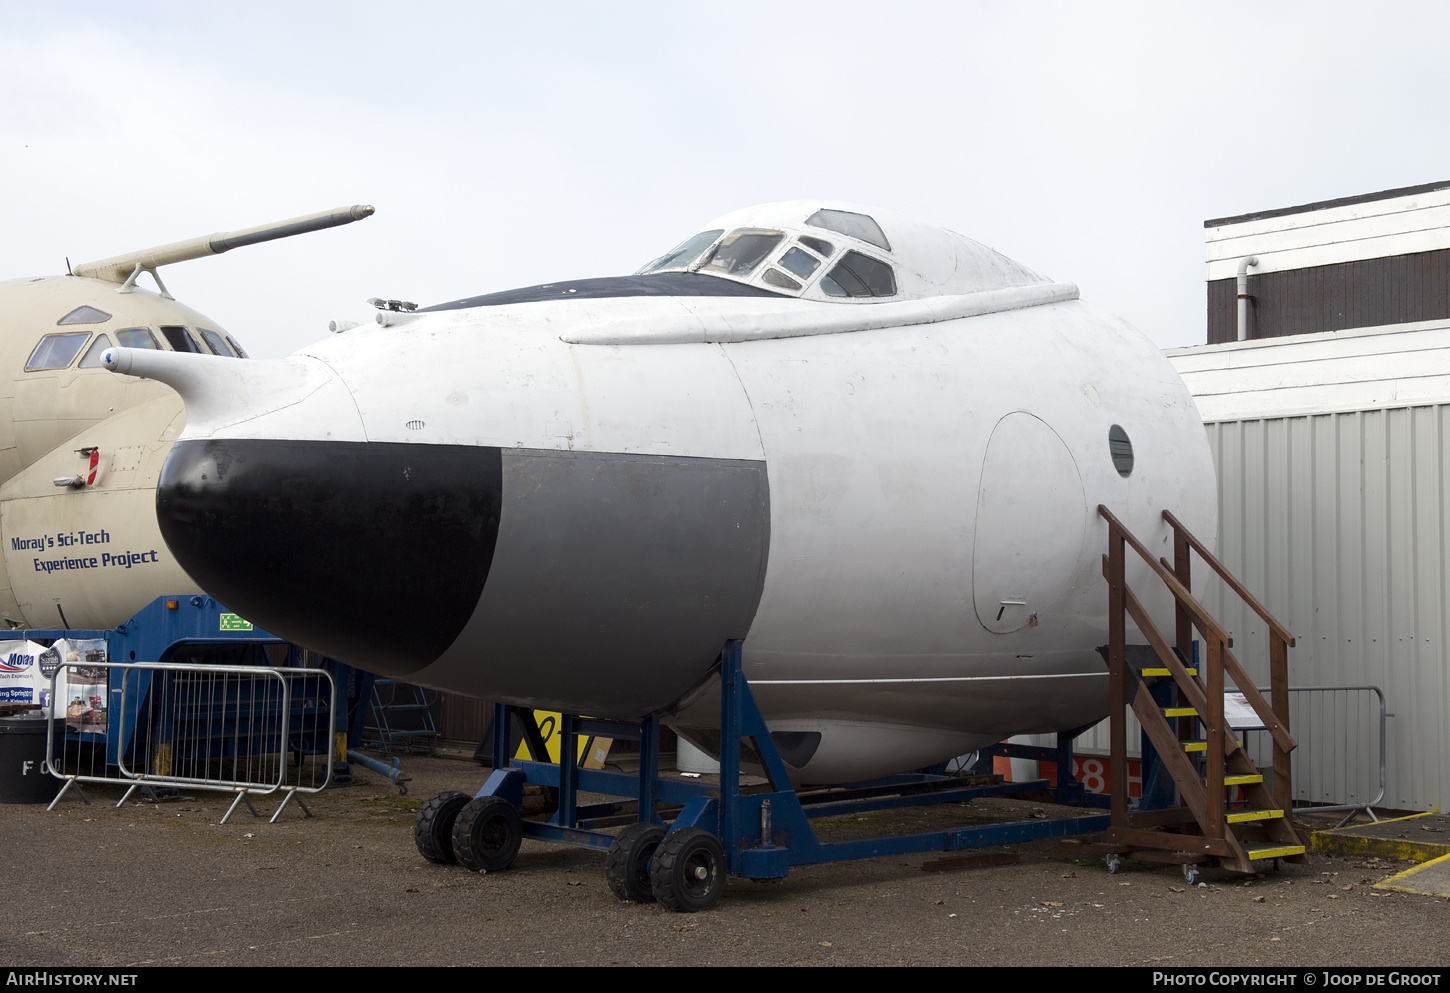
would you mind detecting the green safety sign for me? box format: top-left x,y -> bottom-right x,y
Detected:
219,613 -> 254,631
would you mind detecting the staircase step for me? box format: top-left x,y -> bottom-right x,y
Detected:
1217,774 -> 1264,786
1244,844 -> 1306,861
1226,808 -> 1284,824
1142,667 -> 1197,677
1184,739 -> 1243,753
1163,707 -> 1198,718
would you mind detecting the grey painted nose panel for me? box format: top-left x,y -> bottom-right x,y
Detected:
415,448 -> 770,718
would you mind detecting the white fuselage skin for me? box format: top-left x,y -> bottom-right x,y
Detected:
133,291 -> 1214,782
117,203 -> 1217,783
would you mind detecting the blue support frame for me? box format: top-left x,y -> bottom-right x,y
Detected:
473,640 -> 1112,881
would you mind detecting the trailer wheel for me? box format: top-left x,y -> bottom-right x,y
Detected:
651,827 -> 726,912
605,823 -> 666,903
452,795 -> 523,872
414,791 -> 469,864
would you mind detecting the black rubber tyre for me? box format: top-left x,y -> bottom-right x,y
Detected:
650,827 -> 726,912
414,791 -> 469,864
604,823 -> 667,903
452,795 -> 523,872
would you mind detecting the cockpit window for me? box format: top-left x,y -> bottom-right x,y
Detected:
806,209 -> 891,252
197,329 -> 237,357
779,247 -> 822,280
761,268 -> 802,291
701,229 -> 785,277
819,250 -> 897,298
57,305 -> 112,326
115,328 -> 159,350
224,335 -> 249,358
25,332 -> 91,371
799,236 -> 834,258
639,229 -> 724,274
78,334 -> 113,368
158,326 -> 200,353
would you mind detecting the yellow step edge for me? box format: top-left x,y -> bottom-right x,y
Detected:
1245,845 -> 1306,860
1142,668 -> 1198,677
1226,809 -> 1285,823
1184,740 -> 1242,752
1163,708 -> 1198,717
1221,775 -> 1264,786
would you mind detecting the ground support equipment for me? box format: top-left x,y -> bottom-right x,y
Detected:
364,678 -> 440,756
1062,508 -> 1310,881
415,640 -> 1111,912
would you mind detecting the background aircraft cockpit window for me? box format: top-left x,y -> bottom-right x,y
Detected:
115,328 -> 159,350
701,229 -> 785,277
779,247 -> 822,280
197,329 -> 237,357
78,334 -> 113,368
639,229 -> 725,274
25,332 -> 91,371
56,305 -> 112,326
805,209 -> 891,252
798,235 -> 834,258
761,268 -> 802,291
224,335 -> 249,358
158,326 -> 200,353
819,250 -> 897,298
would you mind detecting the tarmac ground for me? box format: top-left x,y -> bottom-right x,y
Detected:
3,749 -> 1448,968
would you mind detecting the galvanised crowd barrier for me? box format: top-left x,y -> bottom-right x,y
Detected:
47,660 -> 338,823
1244,684 -> 1387,827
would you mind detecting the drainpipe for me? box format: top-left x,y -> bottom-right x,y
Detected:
1236,256 -> 1259,341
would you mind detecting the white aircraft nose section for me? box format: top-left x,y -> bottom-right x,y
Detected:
102,347 -> 366,442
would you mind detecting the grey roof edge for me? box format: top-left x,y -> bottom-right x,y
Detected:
1205,180 -> 1450,228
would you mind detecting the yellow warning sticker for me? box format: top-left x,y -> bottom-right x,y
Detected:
515,710 -> 612,768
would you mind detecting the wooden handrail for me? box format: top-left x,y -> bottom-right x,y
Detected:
1162,575 -> 1295,753
1162,509 -> 1296,647
1097,506 -> 1231,646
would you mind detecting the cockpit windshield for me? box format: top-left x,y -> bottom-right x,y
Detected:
639,229 -> 724,274
701,229 -> 785,277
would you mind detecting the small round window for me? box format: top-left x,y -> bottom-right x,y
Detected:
1108,425 -> 1134,477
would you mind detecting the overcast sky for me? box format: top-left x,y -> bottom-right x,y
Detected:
4,2 -> 1448,358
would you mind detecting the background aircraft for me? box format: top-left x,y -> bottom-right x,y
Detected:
113,201 -> 1217,784
0,206 -> 372,629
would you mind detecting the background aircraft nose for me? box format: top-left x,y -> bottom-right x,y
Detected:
156,438 -> 502,672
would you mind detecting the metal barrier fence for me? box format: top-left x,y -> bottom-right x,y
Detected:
46,661 -> 338,823
1244,684 -> 1387,827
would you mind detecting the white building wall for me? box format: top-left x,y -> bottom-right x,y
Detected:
1207,186 -> 1450,280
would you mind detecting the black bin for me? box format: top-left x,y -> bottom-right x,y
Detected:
0,717 -> 61,803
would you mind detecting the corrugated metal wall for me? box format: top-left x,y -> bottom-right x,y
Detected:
1200,407 -> 1450,811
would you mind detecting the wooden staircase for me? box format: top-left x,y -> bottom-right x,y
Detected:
1092,506 -> 1309,875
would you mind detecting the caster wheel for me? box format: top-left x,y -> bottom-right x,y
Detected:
605,823 -> 667,902
414,791 -> 469,864
1273,857 -> 1285,872
452,795 -> 523,872
1182,863 -> 1200,886
650,827 -> 726,913
1105,854 -> 1122,875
